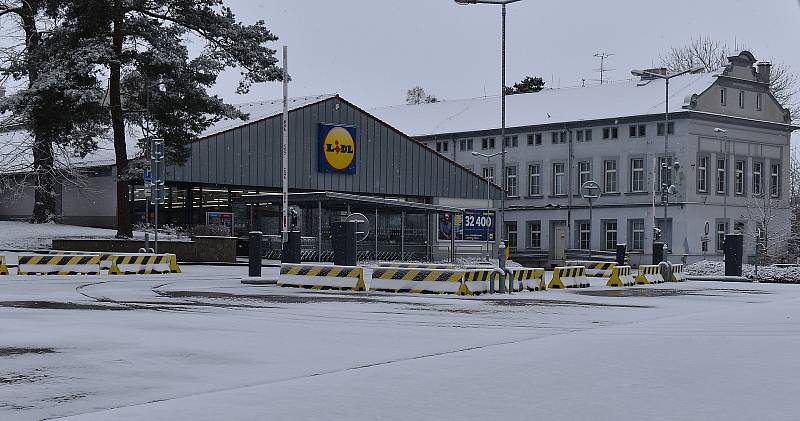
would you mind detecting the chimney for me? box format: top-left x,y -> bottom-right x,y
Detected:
757,62 -> 771,84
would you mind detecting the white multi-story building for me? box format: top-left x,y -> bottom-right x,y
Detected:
373,51 -> 796,266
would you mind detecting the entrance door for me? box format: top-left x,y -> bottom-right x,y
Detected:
553,223 -> 567,261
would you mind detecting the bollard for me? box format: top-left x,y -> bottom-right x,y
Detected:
615,243 -> 627,266
498,241 -> 507,294
724,233 -> 744,276
249,231 -> 262,277
281,231 -> 302,263
652,242 -> 665,265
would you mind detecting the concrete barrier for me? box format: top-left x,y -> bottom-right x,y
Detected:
636,265 -> 665,284
108,254 -> 181,275
566,260 -> 616,278
505,268 -> 545,291
370,267 -> 500,295
278,264 -> 366,291
606,266 -> 635,287
548,266 -> 588,289
49,250 -> 116,269
671,263 -> 687,282
17,254 -> 102,275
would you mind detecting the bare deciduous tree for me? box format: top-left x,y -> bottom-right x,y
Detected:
660,36 -> 799,122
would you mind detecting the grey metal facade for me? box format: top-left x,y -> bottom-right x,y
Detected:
166,96 -> 499,201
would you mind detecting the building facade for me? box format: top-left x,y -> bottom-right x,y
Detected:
0,95 -> 499,259
373,52 -> 796,265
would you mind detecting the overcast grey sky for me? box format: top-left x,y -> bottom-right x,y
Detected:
211,0 -> 800,109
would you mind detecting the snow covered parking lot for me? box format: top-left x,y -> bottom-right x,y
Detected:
2,266 -> 800,420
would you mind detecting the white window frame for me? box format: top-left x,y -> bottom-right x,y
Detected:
735,160 -> 745,195
697,156 -> 708,193
505,165 -> 518,197
579,222 -> 591,250
630,158 -> 644,192
717,158 -> 727,194
578,161 -> 591,190
528,164 -> 541,196
553,162 -> 566,195
528,221 -> 541,249
753,162 -> 763,196
604,159 -> 618,193
604,220 -> 617,251
482,166 -> 495,183
630,219 -> 645,251
771,163 -> 781,198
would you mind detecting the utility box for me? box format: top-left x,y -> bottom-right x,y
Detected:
281,231 -> 302,263
332,221 -> 357,266
652,242 -> 665,265
724,233 -> 744,276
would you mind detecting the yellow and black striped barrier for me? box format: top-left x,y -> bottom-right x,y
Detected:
636,265 -> 665,284
548,266 -> 588,289
0,255 -> 8,275
671,263 -> 687,282
49,250 -> 116,270
606,266 -> 636,287
278,264 -> 366,291
505,268 -> 545,291
371,267 -> 468,295
567,260 -> 616,278
17,254 -> 102,275
108,254 -> 181,275
370,267 -> 500,295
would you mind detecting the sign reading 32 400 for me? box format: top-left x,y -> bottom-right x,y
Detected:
318,123 -> 357,174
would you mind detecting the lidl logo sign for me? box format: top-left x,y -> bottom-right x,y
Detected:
319,123 -> 357,174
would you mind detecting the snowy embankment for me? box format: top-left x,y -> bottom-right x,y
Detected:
0,221 -> 183,251
0,221 -> 118,250
686,260 -> 800,284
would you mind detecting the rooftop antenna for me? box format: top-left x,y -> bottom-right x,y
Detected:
593,52 -> 615,85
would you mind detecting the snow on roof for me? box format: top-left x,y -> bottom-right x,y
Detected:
200,94 -> 336,137
0,95 -> 336,172
369,72 -> 717,137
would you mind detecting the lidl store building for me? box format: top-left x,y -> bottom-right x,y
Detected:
0,95 -> 500,260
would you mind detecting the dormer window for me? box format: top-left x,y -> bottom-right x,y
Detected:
738,91 -> 745,108
720,88 -> 727,105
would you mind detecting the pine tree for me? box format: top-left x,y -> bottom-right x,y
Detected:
0,1 -> 107,223
504,76 -> 545,95
54,0 -> 283,237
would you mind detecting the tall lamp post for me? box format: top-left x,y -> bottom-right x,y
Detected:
472,151 -> 504,262
455,0 -> 522,275
714,127 -> 731,233
631,66 -> 702,261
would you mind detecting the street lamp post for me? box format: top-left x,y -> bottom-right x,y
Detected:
631,66 -> 702,262
715,128 -> 731,233
456,0 -> 522,276
472,151 -> 504,263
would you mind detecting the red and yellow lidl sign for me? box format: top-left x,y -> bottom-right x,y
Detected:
319,123 -> 357,174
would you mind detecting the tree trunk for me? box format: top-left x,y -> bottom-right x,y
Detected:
111,0 -> 131,238
20,7 -> 56,224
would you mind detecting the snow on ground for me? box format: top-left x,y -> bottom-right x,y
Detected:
0,221 -> 119,250
687,259 -> 800,283
0,221 -> 185,251
2,266 -> 800,420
